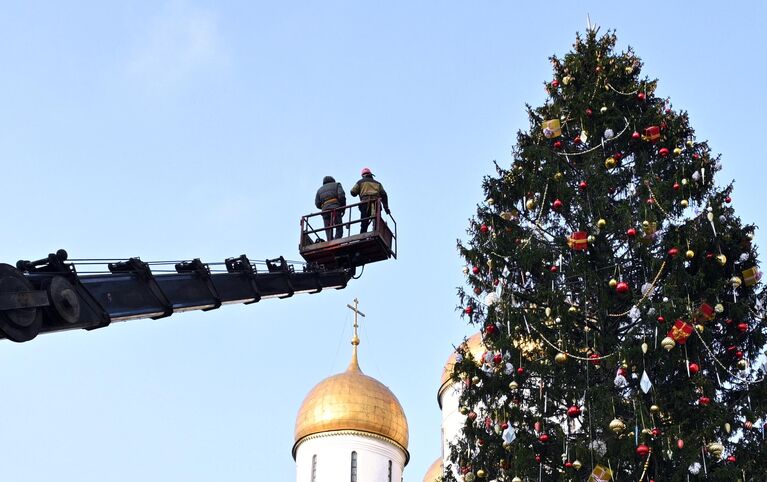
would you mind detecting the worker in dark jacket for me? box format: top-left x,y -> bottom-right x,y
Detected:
315,176 -> 346,241
350,167 -> 389,233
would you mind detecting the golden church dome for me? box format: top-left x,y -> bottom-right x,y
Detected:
293,344 -> 409,460
423,457 -> 443,482
438,332 -> 486,404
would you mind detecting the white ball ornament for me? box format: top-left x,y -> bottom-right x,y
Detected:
604,128 -> 614,139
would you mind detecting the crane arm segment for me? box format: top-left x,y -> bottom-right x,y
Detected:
0,250 -> 353,342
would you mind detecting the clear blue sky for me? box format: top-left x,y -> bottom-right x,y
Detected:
1,1 -> 765,480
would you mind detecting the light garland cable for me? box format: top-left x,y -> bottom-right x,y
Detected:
608,260 -> 667,317
692,329 -> 765,384
551,117 -> 630,157
605,82 -> 639,96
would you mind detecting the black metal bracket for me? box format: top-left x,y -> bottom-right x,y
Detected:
175,259 -> 221,311
108,258 -> 173,319
225,255 -> 261,304
266,257 -> 295,299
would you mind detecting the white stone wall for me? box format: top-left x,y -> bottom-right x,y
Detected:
439,383 -> 465,480
295,432 -> 406,482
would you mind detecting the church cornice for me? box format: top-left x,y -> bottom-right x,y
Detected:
292,429 -> 410,465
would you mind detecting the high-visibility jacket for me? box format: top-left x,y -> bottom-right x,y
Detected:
351,175 -> 389,211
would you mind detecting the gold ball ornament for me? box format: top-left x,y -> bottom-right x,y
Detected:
477,469 -> 487,478
587,235 -> 595,243
609,418 -> 626,434
555,352 -> 569,364
681,178 -> 689,186
572,460 -> 582,470
724,422 -> 731,433
716,254 -> 727,266
680,199 -> 689,208
706,442 -> 724,459
673,147 -> 682,156
509,381 -> 519,390
661,336 -> 676,351
600,106 -> 608,113
465,473 -> 476,482
512,478 -> 523,482
486,198 -> 495,205
737,359 -> 748,370
608,278 -> 618,288
554,171 -> 564,181
459,406 -> 470,414
568,306 -> 578,314
731,276 -> 742,288
687,140 -> 694,147
641,342 -> 649,354
695,324 -> 705,333
562,75 -> 573,85
472,375 -> 480,384
597,218 -> 607,229
500,211 -> 513,221
605,157 -> 617,169
715,303 -> 725,313
686,249 -> 695,259
650,404 -> 661,414
526,198 -> 536,210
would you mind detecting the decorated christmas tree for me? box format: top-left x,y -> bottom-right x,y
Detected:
448,29 -> 767,481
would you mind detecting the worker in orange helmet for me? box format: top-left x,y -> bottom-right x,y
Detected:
315,175 -> 346,241
350,167 -> 390,233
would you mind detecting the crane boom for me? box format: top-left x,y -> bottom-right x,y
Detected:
0,250 -> 353,343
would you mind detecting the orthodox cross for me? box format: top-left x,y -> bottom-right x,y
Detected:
346,298 -> 365,347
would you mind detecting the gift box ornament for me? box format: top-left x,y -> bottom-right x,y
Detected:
588,465 -> 613,482
542,119 -> 562,139
643,125 -> 660,143
568,231 -> 589,251
694,303 -> 715,322
742,266 -> 761,287
668,319 -> 693,344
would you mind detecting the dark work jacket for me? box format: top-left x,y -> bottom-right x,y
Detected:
315,181 -> 346,211
350,174 -> 389,211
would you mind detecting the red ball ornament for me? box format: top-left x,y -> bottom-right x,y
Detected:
465,305 -> 474,315
565,461 -> 573,468
472,266 -> 480,274
646,197 -> 655,204
614,152 -> 623,161
493,353 -> 503,364
485,324 -> 496,335
651,427 -> 662,437
517,367 -> 525,375
725,196 -> 732,203
573,135 -> 582,145
673,182 -> 680,190
636,444 -> 650,457
468,411 -> 477,421
586,108 -> 593,116
480,224 -> 489,233
659,147 -> 670,157
668,247 -> 679,257
535,455 -> 542,463
677,439 -> 684,449
589,353 -> 601,366
692,153 -> 699,159
637,92 -> 646,101
550,265 -> 559,273
552,199 -> 564,210
567,406 -> 581,418
657,315 -> 666,324
737,322 -> 749,333
698,396 -> 711,406
727,345 -> 737,353
689,362 -> 700,375
493,278 -> 499,286
727,455 -> 736,463
632,131 -> 641,140
579,180 -> 588,190
627,228 -> 637,237
553,140 -> 562,149
736,351 -> 744,359
501,422 -> 509,430
616,281 -> 630,294
552,79 -> 560,88
538,433 -> 549,443
473,287 -> 481,295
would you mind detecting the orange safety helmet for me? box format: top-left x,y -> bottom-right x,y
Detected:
361,167 -> 372,176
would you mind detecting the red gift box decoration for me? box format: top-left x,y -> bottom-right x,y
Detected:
668,319 -> 693,344
568,231 -> 589,251
694,303 -> 715,322
643,125 -> 660,143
